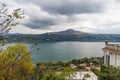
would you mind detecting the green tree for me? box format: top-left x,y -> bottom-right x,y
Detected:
0,3 -> 32,80
0,44 -> 33,80
41,71 -> 65,80
61,67 -> 75,80
93,65 -> 120,80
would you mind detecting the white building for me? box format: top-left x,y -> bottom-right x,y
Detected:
70,64 -> 77,69
103,41 -> 120,67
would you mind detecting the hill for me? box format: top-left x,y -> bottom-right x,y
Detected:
45,29 -> 87,35
4,29 -> 120,42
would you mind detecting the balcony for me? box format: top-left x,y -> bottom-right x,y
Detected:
102,44 -> 120,54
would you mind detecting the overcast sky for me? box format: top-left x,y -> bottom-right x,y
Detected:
1,0 -> 120,34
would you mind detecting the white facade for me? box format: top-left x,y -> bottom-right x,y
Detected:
103,41 -> 120,67
104,50 -> 120,67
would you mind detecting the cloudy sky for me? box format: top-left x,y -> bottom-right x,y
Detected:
1,0 -> 120,34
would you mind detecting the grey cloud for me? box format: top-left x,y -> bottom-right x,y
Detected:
39,0 -> 105,15
9,0 -> 112,33
23,18 -> 56,29
14,0 -> 105,15
10,0 -> 106,30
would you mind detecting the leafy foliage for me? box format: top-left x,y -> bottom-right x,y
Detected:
0,3 -> 24,33
0,44 -> 33,80
41,71 -> 65,80
0,3 -> 30,80
84,73 -> 91,78
92,65 -> 120,80
61,67 -> 75,80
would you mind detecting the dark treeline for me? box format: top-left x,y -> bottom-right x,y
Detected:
4,33 -> 120,43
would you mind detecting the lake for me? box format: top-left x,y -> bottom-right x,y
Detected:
27,42 -> 106,63
6,42 -> 118,63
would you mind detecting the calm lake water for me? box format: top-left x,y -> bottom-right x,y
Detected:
28,42 -> 105,63
6,42 -> 119,63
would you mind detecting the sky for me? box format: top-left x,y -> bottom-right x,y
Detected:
0,0 -> 120,34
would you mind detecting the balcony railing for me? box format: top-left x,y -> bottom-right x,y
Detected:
105,44 -> 120,52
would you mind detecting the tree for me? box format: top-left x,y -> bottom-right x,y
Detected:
41,71 -> 65,80
84,73 -> 91,78
0,3 -> 24,34
92,65 -> 120,80
0,3 -> 24,45
0,3 -> 33,80
62,67 -> 75,80
0,44 -> 33,80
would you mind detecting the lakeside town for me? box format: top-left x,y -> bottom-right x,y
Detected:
35,57 -> 101,80
32,41 -> 120,80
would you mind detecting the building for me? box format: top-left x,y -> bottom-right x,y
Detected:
102,41 -> 120,67
70,64 -> 77,69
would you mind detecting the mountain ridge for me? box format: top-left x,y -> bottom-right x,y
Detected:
4,29 -> 120,42
44,29 -> 88,35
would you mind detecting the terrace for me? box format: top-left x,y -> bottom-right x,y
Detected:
102,41 -> 120,54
